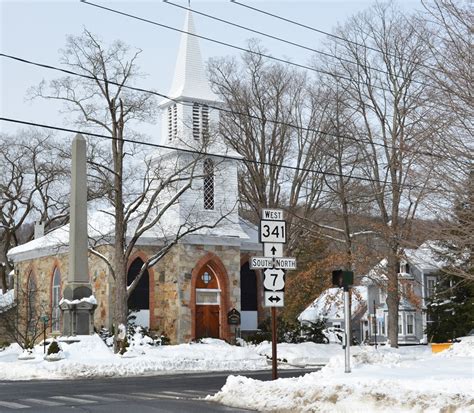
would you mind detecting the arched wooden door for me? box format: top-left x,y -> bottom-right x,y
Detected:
195,266 -> 221,339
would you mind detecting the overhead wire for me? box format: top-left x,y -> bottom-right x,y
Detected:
79,0 -> 416,94
0,116 -> 448,194
164,0 -> 435,90
0,52 -> 452,162
230,0 -> 444,75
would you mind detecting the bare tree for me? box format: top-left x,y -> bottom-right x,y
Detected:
0,279 -> 49,349
31,29 -> 233,349
418,1 -> 473,280
0,130 -> 70,291
209,42 -> 333,252
316,4 -> 441,346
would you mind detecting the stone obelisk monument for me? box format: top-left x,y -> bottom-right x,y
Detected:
60,134 -> 96,336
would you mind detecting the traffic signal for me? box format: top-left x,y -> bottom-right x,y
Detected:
332,270 -> 354,290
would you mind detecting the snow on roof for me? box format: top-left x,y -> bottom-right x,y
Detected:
298,286 -> 368,323
404,241 -> 445,272
0,289 -> 15,312
7,202 -> 255,262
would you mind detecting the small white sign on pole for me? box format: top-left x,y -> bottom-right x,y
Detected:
260,220 -> 286,244
264,243 -> 283,258
262,209 -> 284,221
264,291 -> 284,307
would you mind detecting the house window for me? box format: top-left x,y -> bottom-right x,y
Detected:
398,314 -> 403,335
406,314 -> 415,335
379,288 -> 386,304
203,159 -> 214,210
426,277 -> 437,298
399,261 -> 410,274
51,268 -> 61,332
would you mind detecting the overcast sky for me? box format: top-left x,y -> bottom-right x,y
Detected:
1,0 -> 422,144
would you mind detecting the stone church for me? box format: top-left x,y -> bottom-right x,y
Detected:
7,11 -> 266,344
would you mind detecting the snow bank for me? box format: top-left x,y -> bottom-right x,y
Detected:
0,335 -> 268,380
210,344 -> 474,412
254,341 -> 341,367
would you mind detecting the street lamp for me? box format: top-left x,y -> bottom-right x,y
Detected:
40,315 -> 49,354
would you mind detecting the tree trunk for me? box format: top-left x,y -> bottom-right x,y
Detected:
386,252 -> 400,347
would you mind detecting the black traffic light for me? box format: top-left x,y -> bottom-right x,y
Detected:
332,270 -> 354,290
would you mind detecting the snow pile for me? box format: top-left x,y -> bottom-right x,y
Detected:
59,295 -> 97,306
438,337 -> 474,357
0,335 -> 268,380
254,341 -> 342,367
210,344 -> 474,413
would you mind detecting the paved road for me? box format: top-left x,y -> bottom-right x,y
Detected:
0,368 -> 320,412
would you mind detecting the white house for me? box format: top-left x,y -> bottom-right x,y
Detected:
299,242 -> 443,345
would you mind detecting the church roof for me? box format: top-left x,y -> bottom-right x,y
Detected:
162,10 -> 220,105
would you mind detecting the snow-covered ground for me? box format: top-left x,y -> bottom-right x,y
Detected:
210,338 -> 474,413
0,335 -> 472,412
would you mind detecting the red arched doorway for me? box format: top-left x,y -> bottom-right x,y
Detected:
191,254 -> 230,341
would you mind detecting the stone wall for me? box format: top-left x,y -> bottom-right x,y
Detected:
11,240 -> 256,344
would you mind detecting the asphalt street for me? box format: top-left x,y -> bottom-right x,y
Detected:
0,368 -> 320,412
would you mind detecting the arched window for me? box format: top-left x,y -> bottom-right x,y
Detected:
26,272 -> 37,333
127,258 -> 150,328
203,159 -> 214,210
51,268 -> 61,332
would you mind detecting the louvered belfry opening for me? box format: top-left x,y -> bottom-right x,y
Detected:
203,158 -> 214,210
193,103 -> 200,140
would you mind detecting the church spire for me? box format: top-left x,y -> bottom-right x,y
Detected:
167,9 -> 219,103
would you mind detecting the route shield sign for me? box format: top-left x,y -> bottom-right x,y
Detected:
264,291 -> 284,307
263,268 -> 285,291
260,220 -> 286,244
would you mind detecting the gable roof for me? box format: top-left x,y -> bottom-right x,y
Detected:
298,286 -> 368,323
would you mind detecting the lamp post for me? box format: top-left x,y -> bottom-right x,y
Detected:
40,315 -> 49,354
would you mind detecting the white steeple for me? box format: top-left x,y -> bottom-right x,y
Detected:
165,9 -> 219,103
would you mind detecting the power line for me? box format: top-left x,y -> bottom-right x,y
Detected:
1,52 -> 452,163
230,0 -> 443,75
80,0 -> 409,94
0,117 -> 444,193
0,52 -> 454,162
164,0 -> 434,90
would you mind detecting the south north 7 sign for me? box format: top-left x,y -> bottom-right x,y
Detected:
260,220 -> 286,244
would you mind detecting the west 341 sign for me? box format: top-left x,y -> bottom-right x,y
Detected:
259,220 -> 286,243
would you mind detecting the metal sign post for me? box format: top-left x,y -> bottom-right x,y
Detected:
251,209 -> 297,381
344,287 -> 351,373
332,270 -> 353,374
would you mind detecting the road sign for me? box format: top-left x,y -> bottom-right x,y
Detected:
264,291 -> 284,307
249,256 -> 297,270
263,268 -> 285,291
250,257 -> 274,269
274,258 -> 297,270
262,209 -> 284,221
260,220 -> 286,244
264,243 -> 283,258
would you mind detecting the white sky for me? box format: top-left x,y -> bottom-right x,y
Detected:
1,0 -> 422,145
